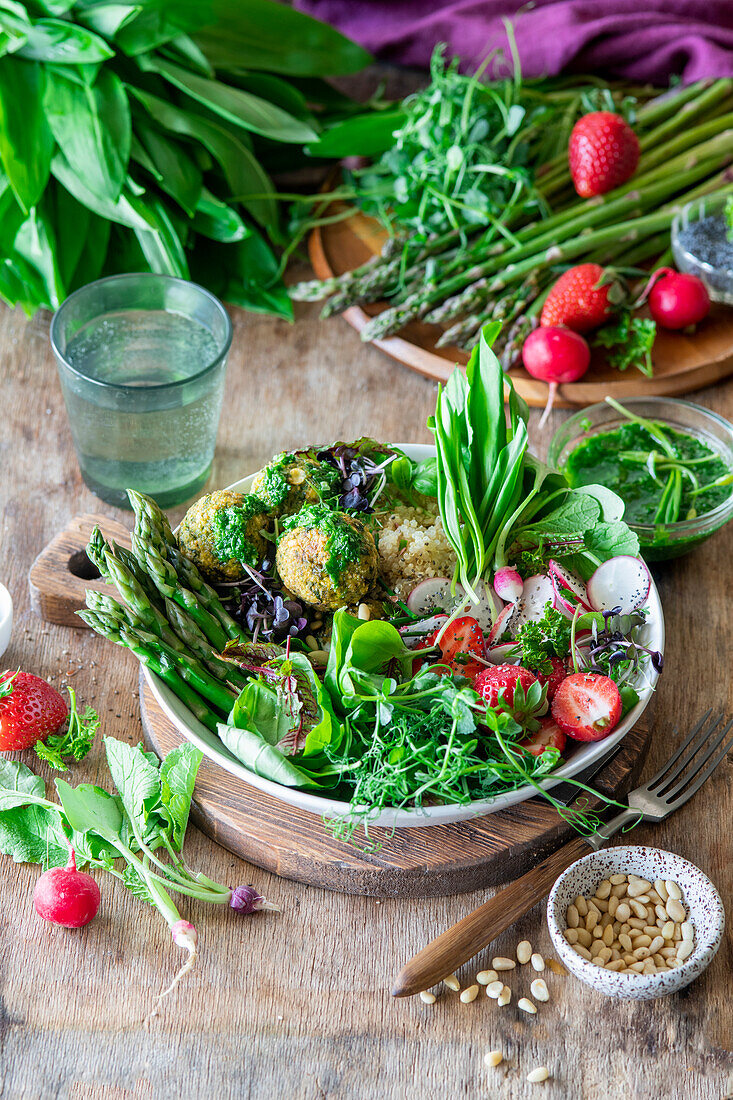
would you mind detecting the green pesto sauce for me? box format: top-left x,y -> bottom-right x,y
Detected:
258,453 -> 341,509
212,495 -> 266,567
258,456 -> 293,508
282,503 -> 365,584
565,423 -> 730,525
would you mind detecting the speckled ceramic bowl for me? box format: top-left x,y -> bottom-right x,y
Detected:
0,582 -> 12,660
547,847 -> 724,1000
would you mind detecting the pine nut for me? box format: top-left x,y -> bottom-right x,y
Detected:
667,958 -> 681,968
575,895 -> 588,916
648,936 -> 665,955
635,934 -> 652,948
660,947 -> 678,958
357,603 -> 371,621
615,902 -> 631,922
642,959 -> 657,975
677,939 -> 694,961
655,879 -> 668,902
575,928 -> 592,947
600,924 -> 612,947
527,1067 -> 550,1083
600,912 -> 613,929
628,961 -> 645,972
643,925 -> 659,937
655,904 -> 669,922
673,925 -> 683,941
610,947 -> 621,961
608,895 -> 619,918
564,929 -> 579,945
484,1050 -> 503,1068
619,933 -> 632,952
460,984 -> 479,1003
633,946 -> 650,960
666,899 -> 686,922
665,880 -> 682,901
628,917 -> 646,930
518,997 -> 537,1014
419,991 -> 436,1004
595,879 -> 612,900
619,922 -> 631,934
497,985 -> 511,1006
443,974 -> 461,992
681,921 -> 694,942
627,878 -> 651,897
585,910 -> 599,931
629,899 -> 648,919
592,926 -> 603,940
591,939 -> 605,958
492,957 -> 515,971
477,969 -> 498,985
517,940 -> 532,964
611,883 -> 627,897
574,944 -> 592,961
566,904 -> 580,928
547,960 -> 567,976
587,899 -> 602,917
594,898 -> 609,913
531,953 -> 545,971
597,946 -> 612,964
605,959 -> 625,971
647,890 -> 663,905
653,953 -> 666,966
610,873 -> 626,885
623,953 -> 636,965
486,981 -> 504,998
531,978 -> 549,1002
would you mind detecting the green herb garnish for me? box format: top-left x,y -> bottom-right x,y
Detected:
594,312 -> 656,376
34,688 -> 99,772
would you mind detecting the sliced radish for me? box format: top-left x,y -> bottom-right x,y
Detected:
487,642 -> 521,664
511,574 -> 555,632
487,602 -> 518,644
399,614 -> 447,649
548,560 -> 590,614
586,556 -> 651,615
458,579 -> 503,633
406,577 -> 456,616
493,566 -> 523,604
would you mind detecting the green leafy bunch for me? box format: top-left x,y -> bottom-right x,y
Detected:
0,0 -> 370,317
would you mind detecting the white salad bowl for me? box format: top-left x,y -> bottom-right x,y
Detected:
547,846 -> 725,1000
142,444 -> 665,828
0,582 -> 13,660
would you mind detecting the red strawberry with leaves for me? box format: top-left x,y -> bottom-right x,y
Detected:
569,112 -> 639,198
473,664 -> 548,728
0,671 -> 68,751
540,264 -> 623,333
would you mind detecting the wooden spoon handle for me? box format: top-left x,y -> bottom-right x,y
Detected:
391,835 -> 591,997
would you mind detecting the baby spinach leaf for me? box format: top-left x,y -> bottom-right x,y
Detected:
159,743 -> 202,851
217,723 -> 334,789
584,521 -> 640,560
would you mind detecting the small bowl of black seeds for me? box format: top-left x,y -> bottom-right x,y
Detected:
672,191 -> 733,305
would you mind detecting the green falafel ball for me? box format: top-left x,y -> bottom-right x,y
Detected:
275,504 -> 378,611
251,453 -> 341,516
178,489 -> 268,582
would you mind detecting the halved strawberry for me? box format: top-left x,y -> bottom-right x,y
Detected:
518,717 -> 567,757
534,655 -> 566,701
551,672 -> 622,741
439,617 -> 484,664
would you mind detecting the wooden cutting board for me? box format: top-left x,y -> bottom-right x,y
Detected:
30,513 -> 653,898
309,206 -> 733,407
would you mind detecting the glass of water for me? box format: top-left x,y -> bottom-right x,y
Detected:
50,273 -> 233,509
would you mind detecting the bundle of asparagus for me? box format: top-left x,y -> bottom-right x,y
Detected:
292,79 -> 733,364
79,491 -> 245,733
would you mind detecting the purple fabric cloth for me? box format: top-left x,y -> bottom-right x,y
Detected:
295,0 -> 733,83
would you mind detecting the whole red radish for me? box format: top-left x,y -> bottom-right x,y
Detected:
551,672 -> 622,741
569,112 -> 639,197
522,326 -> 590,428
518,717 -> 567,757
646,268 -> 710,330
541,264 -> 619,333
34,848 -> 100,928
0,671 -> 68,751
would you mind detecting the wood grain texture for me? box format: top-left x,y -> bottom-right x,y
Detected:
310,205 -> 733,407
1,273 -> 732,1099
139,673 -> 651,898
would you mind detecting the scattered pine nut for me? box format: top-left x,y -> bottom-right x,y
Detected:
484,1050 -> 503,1068
357,603 -> 371,621
531,978 -> 549,1002
531,953 -> 545,972
486,981 -> 504,998
476,969 -> 498,985
419,991 -> 436,1004
443,974 -> 460,992
527,1067 -> 550,1083
517,940 -> 532,964
492,957 -> 516,971
518,997 -> 537,1014
460,984 -> 479,1003
497,985 -> 511,1006
547,959 -> 567,976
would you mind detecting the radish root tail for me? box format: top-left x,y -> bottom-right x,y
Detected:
144,922 -> 199,1028
538,382 -> 557,430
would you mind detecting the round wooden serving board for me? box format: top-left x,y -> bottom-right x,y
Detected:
309,206 -> 733,407
140,670 -> 651,898
30,512 -> 654,899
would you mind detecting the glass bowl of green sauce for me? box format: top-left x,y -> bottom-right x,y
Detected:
548,397 -> 733,560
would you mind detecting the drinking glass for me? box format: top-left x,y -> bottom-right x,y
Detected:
50,273 -> 233,509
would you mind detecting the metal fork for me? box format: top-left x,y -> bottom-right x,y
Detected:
392,710 -> 733,997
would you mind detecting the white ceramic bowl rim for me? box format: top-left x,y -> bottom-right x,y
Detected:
142,444 -> 664,827
547,846 -> 725,988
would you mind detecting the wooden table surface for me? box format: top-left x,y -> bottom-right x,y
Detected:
1,291 -> 732,1100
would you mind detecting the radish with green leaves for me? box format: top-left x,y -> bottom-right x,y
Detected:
521,326 -> 591,428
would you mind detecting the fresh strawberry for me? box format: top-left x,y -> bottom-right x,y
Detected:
569,112 -> 640,198
474,664 -> 538,713
0,671 -> 68,752
439,617 -> 485,665
534,655 -> 566,701
517,717 -> 567,757
540,264 -> 619,333
551,672 -> 622,741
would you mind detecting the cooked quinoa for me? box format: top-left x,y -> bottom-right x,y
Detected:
378,505 -> 456,599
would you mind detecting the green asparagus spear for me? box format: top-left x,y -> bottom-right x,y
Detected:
137,537 -> 230,652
